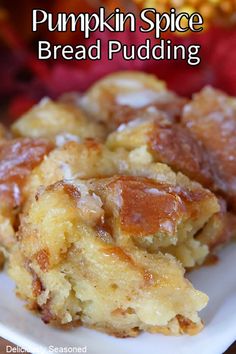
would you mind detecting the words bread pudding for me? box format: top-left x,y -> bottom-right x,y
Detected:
0,72 -> 235,337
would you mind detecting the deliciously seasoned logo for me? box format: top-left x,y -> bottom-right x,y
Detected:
6,345 -> 87,353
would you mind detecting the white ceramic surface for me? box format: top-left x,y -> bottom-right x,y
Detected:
1,243 -> 236,354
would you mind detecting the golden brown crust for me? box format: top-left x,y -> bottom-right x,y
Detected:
182,87 -> 236,211
81,71 -> 187,131
108,176 -> 184,237
176,315 -> 204,336
149,123 -> 213,188
0,138 -> 53,209
11,99 -> 106,142
0,138 -> 53,261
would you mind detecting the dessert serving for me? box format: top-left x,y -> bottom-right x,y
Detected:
0,72 -> 236,338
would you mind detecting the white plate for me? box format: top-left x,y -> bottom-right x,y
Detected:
1,243 -> 236,354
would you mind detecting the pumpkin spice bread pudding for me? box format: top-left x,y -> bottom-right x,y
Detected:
0,72 -> 235,337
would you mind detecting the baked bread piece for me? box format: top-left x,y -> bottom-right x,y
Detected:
107,118 -> 213,187
182,87 -> 236,212
89,176 -> 219,267
9,178 -> 208,337
80,72 -> 186,131
23,139 -> 220,268
106,83 -> 236,215
196,198 -> 236,253
107,117 -> 236,254
11,98 -> 106,143
22,139 -> 126,206
0,96 -> 105,265
0,138 -> 53,261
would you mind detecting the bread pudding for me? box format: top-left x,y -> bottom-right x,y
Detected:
12,98 -> 106,142
1,71 -> 236,337
9,177 -> 209,336
182,87 -> 236,212
0,138 -> 53,262
80,71 -> 187,130
22,139 -> 219,268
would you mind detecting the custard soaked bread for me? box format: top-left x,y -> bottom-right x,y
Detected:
12,98 -> 106,142
182,87 -> 236,212
80,71 -> 186,130
0,97 -> 106,262
0,138 -> 53,261
1,71 -> 235,337
84,72 -> 236,214
9,178 -> 209,336
107,115 -> 236,252
23,139 -> 219,268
